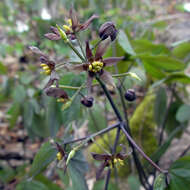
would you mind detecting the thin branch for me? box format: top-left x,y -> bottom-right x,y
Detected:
117,86 -> 149,189
104,169 -> 111,190
62,122 -> 120,145
120,124 -> 167,174
179,144 -> 190,158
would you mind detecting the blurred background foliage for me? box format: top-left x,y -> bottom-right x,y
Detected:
1,0 -> 190,189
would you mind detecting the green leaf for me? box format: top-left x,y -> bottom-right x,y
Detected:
152,21 -> 168,29
133,39 -> 169,55
136,54 -> 185,72
144,61 -> 166,79
56,169 -> 70,187
0,164 -> 16,183
176,104 -> 190,123
67,151 -> 89,190
20,72 -> 35,85
154,173 -> 167,190
154,87 -> 167,126
0,62 -> 8,74
23,101 -> 34,127
16,180 -> 47,190
128,175 -> 140,190
165,73 -> 190,84
12,85 -> 26,103
88,104 -> 107,133
150,126 -> 183,163
165,100 -> 182,134
172,42 -> 190,59
35,174 -> 62,190
46,99 -> 63,137
93,180 -> 104,190
169,156 -> 190,190
117,30 -> 136,55
7,103 -> 21,128
28,142 -> 57,178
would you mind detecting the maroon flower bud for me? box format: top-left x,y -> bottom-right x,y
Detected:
45,87 -> 68,99
99,22 -> 118,41
81,97 -> 94,107
124,89 -> 136,102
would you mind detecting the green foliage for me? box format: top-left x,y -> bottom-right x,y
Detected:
128,175 -> 140,190
176,104 -> 190,123
154,87 -> 167,127
28,142 -> 57,178
129,94 -> 158,156
89,93 -> 158,176
153,173 -> 167,190
172,42 -> 190,59
1,0 -> 190,189
168,156 -> 190,190
0,62 -> 8,74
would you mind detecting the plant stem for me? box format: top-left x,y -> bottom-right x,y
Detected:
117,86 -> 149,188
75,33 -> 86,60
67,41 -> 86,62
104,169 -> 111,190
96,76 -> 150,189
62,122 -> 120,145
120,124 -> 167,173
96,75 -> 167,189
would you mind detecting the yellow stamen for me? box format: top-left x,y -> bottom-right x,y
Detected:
63,24 -> 71,32
45,69 -> 51,75
40,63 -> 47,67
57,152 -> 63,161
89,61 -> 103,73
89,64 -> 93,71
57,98 -> 66,103
43,66 -> 50,70
67,19 -> 72,27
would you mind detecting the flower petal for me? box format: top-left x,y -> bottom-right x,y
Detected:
45,87 -> 68,99
69,8 -> 79,31
67,64 -> 87,74
80,14 -> 99,31
99,70 -> 116,88
91,152 -> 112,161
44,33 -> 61,41
29,46 -> 45,57
103,56 -> 124,67
96,161 -> 109,180
95,37 -> 111,60
86,41 -> 94,62
44,71 -> 59,89
50,26 -> 60,36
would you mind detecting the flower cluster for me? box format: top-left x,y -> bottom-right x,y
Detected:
91,146 -> 132,179
30,7 -> 123,108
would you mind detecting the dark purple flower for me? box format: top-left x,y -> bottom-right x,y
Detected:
99,22 -> 118,41
68,38 -> 124,92
91,146 -> 132,180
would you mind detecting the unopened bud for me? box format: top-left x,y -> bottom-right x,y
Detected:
66,149 -> 76,165
56,24 -> 69,42
124,89 -> 136,102
81,97 -> 94,108
99,22 -> 118,41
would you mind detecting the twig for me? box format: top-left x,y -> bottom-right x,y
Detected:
120,125 -> 167,174
179,144 -> 190,158
62,122 -> 120,145
117,86 -> 149,189
104,169 -> 111,190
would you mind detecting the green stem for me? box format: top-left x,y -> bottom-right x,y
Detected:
67,41 -> 86,62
